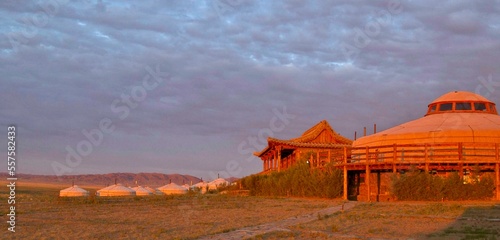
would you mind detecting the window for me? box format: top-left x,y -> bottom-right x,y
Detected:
474,103 -> 487,111
439,103 -> 453,111
455,102 -> 472,110
428,104 -> 437,113
490,104 -> 498,114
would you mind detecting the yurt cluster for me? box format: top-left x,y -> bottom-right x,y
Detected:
59,178 -> 231,197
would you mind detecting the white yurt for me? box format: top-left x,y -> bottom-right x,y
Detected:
157,182 -> 188,195
208,178 -> 230,190
59,185 -> 89,197
191,181 -> 209,193
132,186 -> 153,196
97,184 -> 136,197
145,186 -> 162,195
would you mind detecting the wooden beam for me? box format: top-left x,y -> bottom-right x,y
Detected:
393,144 -> 397,173
278,148 -> 281,172
343,147 -> 348,200
496,163 -> 500,201
366,146 -> 370,202
425,144 -> 429,173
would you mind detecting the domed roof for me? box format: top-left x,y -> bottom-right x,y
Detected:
430,91 -> 492,104
59,185 -> 89,197
97,184 -> 136,197
157,183 -> 188,195
131,186 -> 153,196
354,91 -> 500,147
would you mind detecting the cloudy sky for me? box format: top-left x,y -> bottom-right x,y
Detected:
1,0 -> 499,179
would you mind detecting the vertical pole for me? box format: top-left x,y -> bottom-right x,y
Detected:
496,143 -> 499,200
425,144 -> 429,173
328,149 -> 331,164
393,144 -> 397,173
363,127 -> 367,137
374,124 -> 377,134
496,163 -> 500,200
343,147 -> 348,200
366,146 -> 371,202
278,148 -> 281,172
263,159 -> 266,171
458,143 -> 463,178
316,150 -> 320,168
354,131 -> 357,140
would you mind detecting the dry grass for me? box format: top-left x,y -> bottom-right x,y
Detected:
1,181 -> 499,239
260,202 -> 500,239
0,181 -> 339,239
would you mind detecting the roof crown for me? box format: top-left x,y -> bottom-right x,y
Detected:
426,91 -> 497,116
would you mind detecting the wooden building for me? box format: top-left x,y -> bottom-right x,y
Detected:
346,91 -> 500,201
254,120 -> 352,174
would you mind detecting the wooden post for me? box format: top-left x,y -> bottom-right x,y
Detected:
366,146 -> 371,202
458,143 -> 463,178
366,164 -> 371,202
496,163 -> 500,200
363,127 -> 367,137
425,144 -> 429,173
374,124 -> 377,134
278,148 -> 282,172
393,144 -> 397,173
328,149 -> 331,164
316,150 -> 320,168
496,144 -> 499,200
263,159 -> 266,171
343,147 -> 348,200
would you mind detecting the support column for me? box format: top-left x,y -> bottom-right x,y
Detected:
343,147 -> 348,200
458,143 -> 463,178
366,146 -> 371,202
424,144 -> 429,173
496,144 -> 500,200
496,163 -> 500,200
278,148 -> 282,172
392,144 -> 397,173
366,164 -> 371,202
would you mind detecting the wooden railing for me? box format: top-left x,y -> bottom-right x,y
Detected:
346,142 -> 500,165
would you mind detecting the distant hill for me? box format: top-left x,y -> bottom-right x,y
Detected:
0,173 -> 203,188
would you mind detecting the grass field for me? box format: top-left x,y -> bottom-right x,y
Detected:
1,181 -> 500,239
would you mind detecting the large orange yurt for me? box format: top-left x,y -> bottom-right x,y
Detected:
352,91 -> 500,164
346,91 -> 500,201
354,91 -> 500,148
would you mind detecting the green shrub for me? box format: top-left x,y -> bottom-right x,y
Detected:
391,168 -> 495,201
241,153 -> 343,198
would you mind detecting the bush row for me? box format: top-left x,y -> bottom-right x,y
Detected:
391,169 -> 495,201
241,160 -> 343,198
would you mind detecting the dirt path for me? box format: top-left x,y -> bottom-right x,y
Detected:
199,201 -> 357,240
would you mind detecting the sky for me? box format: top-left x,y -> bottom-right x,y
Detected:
1,0 -> 500,180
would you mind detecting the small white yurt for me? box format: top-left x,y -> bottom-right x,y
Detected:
191,181 -> 208,193
157,182 -> 187,195
208,178 -> 230,190
59,185 -> 89,197
132,186 -> 153,196
145,186 -> 162,195
97,184 -> 136,197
